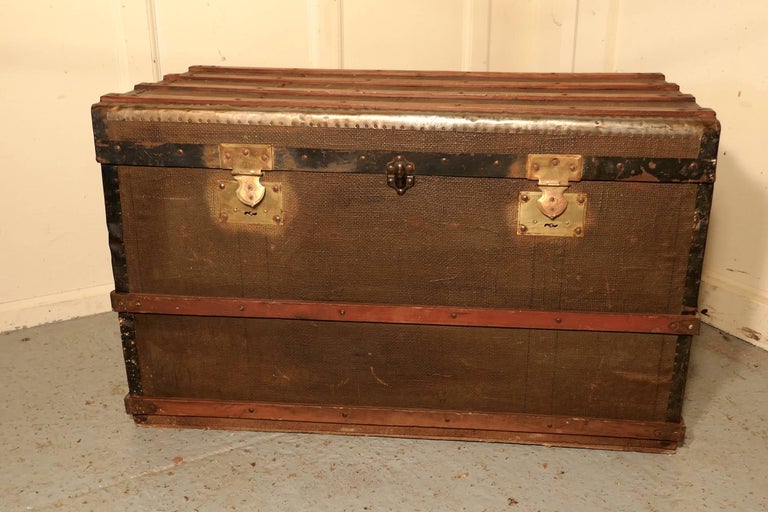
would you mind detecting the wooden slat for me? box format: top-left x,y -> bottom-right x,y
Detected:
110,292 -> 700,335
135,81 -> 697,103
125,396 -> 685,443
171,72 -> 681,92
137,414 -> 680,453
187,65 -> 668,82
123,87 -> 699,110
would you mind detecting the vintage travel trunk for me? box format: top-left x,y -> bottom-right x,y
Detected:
92,67 -> 718,452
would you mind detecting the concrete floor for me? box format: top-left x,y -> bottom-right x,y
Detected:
2,314 -> 767,511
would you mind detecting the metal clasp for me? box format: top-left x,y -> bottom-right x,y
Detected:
526,154 -> 583,219
216,144 -> 283,226
519,154 -> 586,237
219,144 -> 274,207
386,155 -> 415,195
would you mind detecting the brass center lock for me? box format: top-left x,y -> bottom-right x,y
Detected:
518,154 -> 587,237
386,155 -> 415,195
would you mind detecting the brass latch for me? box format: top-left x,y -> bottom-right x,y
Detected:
219,144 -> 274,207
519,154 -> 587,237
217,144 -> 283,226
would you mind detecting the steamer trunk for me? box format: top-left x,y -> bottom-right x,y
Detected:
93,67 -> 719,452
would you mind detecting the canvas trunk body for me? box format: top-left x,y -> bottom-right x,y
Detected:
92,67 -> 719,453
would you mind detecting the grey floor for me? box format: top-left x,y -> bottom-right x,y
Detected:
2,314 -> 767,511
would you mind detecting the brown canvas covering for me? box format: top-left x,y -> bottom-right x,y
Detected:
93,67 -> 719,452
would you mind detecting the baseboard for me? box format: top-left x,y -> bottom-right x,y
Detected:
699,274 -> 768,350
0,285 -> 113,333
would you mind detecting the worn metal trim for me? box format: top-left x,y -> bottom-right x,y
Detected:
667,335 -> 693,423
100,165 -> 128,292
100,107 -> 706,137
93,142 -> 713,183
111,292 -> 699,335
124,395 -> 684,443
118,313 -> 142,395
683,183 -> 715,312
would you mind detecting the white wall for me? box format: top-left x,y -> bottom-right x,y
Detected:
1,0 -> 766,348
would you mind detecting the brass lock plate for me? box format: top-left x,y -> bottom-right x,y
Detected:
216,179 -> 283,226
518,192 -> 586,237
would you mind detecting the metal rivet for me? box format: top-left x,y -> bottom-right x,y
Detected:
247,184 -> 253,190
114,144 -> 121,152
574,227 -> 583,235
273,215 -> 281,223
218,183 -> 226,190
450,313 -> 458,319
220,212 -> 228,222
242,148 -> 250,156
551,158 -> 559,166
555,317 -> 562,323
261,153 -> 269,162
300,154 -> 309,162
248,407 -> 254,413
224,152 -> 231,160
339,309 -> 346,316
440,157 -> 449,164
176,148 -> 184,156
648,161 -> 657,169
405,164 -> 414,172
532,163 -> 540,171
359,155 -> 366,161
395,155 -> 403,161
239,305 -> 245,311
134,301 -> 142,307
341,412 -> 349,418
387,165 -> 395,172
520,224 -> 528,233
492,160 -> 500,166
688,324 -> 695,330
577,195 -> 585,204
688,162 -> 699,171
521,194 -> 529,202
272,185 -> 279,192
616,162 -> 625,172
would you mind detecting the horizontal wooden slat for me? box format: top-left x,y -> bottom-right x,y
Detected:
165,72 -> 681,92
135,81 -> 697,104
125,396 -> 684,443
137,414 -> 680,453
111,292 -> 700,335
187,65 -> 668,82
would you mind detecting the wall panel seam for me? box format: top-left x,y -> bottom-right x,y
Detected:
146,0 -> 161,80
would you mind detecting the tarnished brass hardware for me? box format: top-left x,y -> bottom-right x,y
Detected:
526,154 -> 583,220
219,144 -> 274,207
216,180 -> 283,226
518,192 -> 587,237
386,155 -> 415,195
